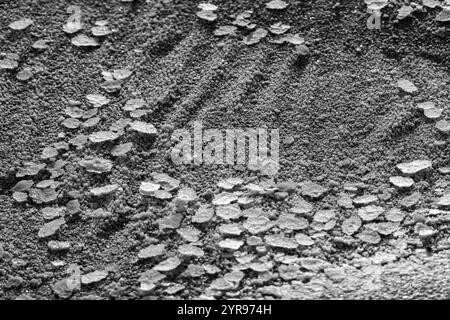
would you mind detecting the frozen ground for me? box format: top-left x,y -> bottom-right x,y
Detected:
0,0 -> 449,299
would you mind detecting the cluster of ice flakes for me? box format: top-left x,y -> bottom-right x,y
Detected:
196,2 -> 310,56
4,23 -> 167,296
63,6 -> 115,48
365,0 -> 450,22
196,3 -> 218,22
5,1 -> 450,300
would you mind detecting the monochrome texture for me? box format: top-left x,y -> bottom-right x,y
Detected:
1,0 -> 450,300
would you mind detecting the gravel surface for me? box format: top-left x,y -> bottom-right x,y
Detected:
0,0 -> 450,300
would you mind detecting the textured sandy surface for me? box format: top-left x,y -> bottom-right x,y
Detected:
0,0 -> 449,299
